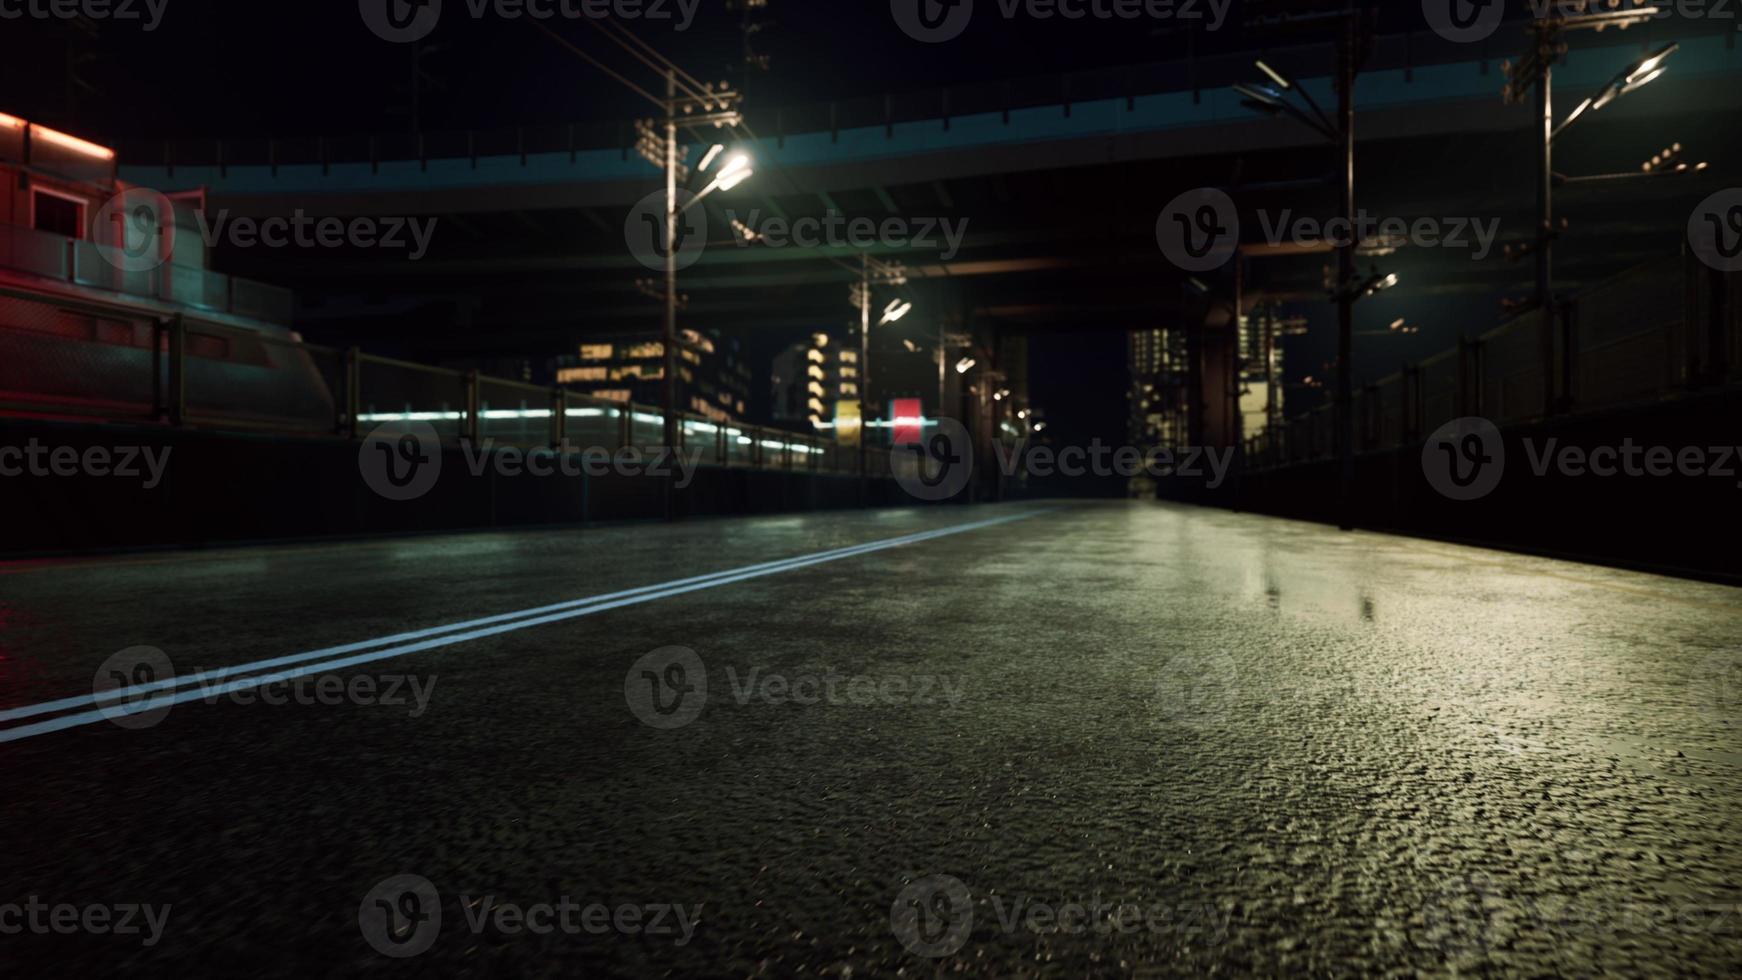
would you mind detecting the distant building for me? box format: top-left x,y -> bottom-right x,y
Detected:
771,330 -> 859,431
1129,327 -> 1189,448
551,328 -> 752,422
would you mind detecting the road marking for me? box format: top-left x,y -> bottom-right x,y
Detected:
0,509 -> 1050,744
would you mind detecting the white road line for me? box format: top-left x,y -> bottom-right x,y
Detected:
0,516 -> 1020,725
0,510 -> 1049,744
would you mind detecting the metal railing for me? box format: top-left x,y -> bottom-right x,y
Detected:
1,225 -> 294,325
1246,254 -> 1739,470
0,291 -> 883,477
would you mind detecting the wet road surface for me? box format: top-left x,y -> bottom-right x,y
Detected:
2,501 -> 1740,975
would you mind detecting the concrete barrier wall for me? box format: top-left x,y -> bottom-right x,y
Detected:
0,420 -> 905,556
1196,387 -> 1742,580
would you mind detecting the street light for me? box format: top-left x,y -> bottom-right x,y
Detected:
955,356 -> 977,375
1553,42 -> 1679,140
1506,21 -> 1688,417
879,299 -> 913,325
1234,27 -> 1364,531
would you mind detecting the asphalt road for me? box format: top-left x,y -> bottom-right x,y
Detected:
2,501 -> 1740,976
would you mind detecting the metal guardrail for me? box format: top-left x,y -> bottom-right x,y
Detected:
1245,254 -> 1739,470
0,289 -> 881,477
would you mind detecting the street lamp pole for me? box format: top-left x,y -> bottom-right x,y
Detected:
1533,27 -> 1557,420
1334,13 -> 1357,531
663,71 -> 681,506
859,252 -> 871,491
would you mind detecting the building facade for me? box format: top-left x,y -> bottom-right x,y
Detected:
552,328 -> 753,423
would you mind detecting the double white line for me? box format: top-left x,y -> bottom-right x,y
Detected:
0,510 -> 1050,744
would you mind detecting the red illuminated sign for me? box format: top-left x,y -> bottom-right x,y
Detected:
890,398 -> 924,445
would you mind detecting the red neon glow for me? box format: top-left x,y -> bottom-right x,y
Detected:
30,124 -> 115,160
891,398 -> 924,445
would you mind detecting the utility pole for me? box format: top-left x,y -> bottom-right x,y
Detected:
1532,25 -> 1556,420
1334,8 -> 1357,531
859,252 -> 871,489
663,70 -> 681,469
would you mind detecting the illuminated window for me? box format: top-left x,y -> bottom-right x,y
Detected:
838,351 -> 858,364
556,367 -> 608,383
579,344 -> 614,361
839,366 -> 858,380
625,342 -> 664,359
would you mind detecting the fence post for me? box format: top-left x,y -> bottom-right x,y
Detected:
465,370 -> 481,444
166,314 -> 186,426
552,389 -> 567,448
344,346 -> 361,437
